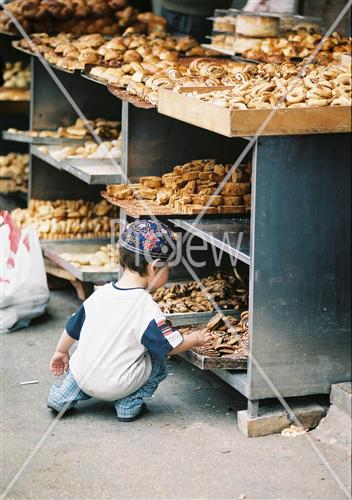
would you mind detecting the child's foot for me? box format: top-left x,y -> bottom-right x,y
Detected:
117,403 -> 147,422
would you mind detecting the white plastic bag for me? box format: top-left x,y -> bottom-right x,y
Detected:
0,211 -> 50,332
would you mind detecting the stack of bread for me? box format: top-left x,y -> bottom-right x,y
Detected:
60,244 -> 119,269
0,62 -> 30,100
0,153 -> 29,193
2,62 -> 31,88
0,0 -> 166,36
181,55 -> 352,109
11,199 -> 116,240
180,311 -> 249,359
106,159 -> 252,215
153,272 -> 248,314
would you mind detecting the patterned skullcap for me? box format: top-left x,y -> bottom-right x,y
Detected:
119,219 -> 177,261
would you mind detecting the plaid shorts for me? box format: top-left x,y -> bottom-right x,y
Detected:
48,356 -> 167,419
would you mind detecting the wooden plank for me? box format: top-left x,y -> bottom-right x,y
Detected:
179,349 -> 247,371
158,89 -> 352,137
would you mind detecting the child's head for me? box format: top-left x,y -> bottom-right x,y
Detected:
119,220 -> 177,291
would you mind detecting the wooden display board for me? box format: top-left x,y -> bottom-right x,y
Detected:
158,88 -> 352,137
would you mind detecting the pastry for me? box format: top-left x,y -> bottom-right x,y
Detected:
236,14 -> 279,38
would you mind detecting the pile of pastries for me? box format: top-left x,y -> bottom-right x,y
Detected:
2,62 -> 31,88
180,311 -> 249,359
37,137 -> 122,161
7,117 -> 120,140
237,32 -> 351,65
181,55 -> 352,109
11,199 -> 115,240
60,244 -> 119,269
106,159 -> 251,215
0,153 -> 29,193
153,272 -> 248,314
89,57 -> 245,105
0,0 -> 166,36
17,32 -> 213,72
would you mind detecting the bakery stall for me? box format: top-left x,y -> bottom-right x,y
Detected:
0,32 -> 30,210
2,2 -> 351,428
2,49 -> 123,294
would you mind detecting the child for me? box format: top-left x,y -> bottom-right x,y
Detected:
48,220 -> 213,421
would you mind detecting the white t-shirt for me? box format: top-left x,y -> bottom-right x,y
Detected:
67,283 -> 183,401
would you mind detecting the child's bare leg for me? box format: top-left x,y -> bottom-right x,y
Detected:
48,369 -> 91,412
114,357 -> 167,421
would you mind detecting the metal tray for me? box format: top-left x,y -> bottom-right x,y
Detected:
179,350 -> 247,370
31,145 -> 122,184
12,41 -> 78,73
170,217 -> 251,265
81,72 -> 109,87
3,130 -> 85,144
166,309 -> 240,327
42,240 -> 119,283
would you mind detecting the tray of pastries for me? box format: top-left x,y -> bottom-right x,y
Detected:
43,240 -> 120,282
0,153 -> 29,194
14,31 -> 216,73
4,118 -> 120,144
103,159 -> 251,217
36,137 -> 121,162
1,1 -> 167,36
235,32 -> 351,65
158,55 -> 351,136
179,311 -> 249,370
153,271 -> 248,318
88,56 -> 246,106
11,199 -> 117,240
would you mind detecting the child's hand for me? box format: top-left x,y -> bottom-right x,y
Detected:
50,351 -> 69,376
195,329 -> 215,346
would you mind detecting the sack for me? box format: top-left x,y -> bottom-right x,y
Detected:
0,211 -> 50,332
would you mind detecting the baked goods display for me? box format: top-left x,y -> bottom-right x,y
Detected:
237,32 -> 351,65
212,16 -> 236,33
153,272 -> 248,314
2,62 -> 31,89
60,244 -> 119,269
7,118 -> 120,140
16,32 -> 214,72
236,14 -> 279,38
11,199 -> 116,240
0,0 -> 166,36
106,159 -> 252,215
37,137 -> 122,161
180,55 -> 352,109
0,153 -> 29,193
180,311 -> 249,359
90,57 -> 247,105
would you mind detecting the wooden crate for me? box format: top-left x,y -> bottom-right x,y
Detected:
158,88 -> 352,137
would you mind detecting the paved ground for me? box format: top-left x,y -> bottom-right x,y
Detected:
1,289 -> 351,500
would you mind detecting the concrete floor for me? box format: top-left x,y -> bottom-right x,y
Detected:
1,289 -> 351,500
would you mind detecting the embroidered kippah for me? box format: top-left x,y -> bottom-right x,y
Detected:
119,219 -> 177,261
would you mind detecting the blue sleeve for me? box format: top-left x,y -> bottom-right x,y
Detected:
141,318 -> 183,359
65,304 -> 85,340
